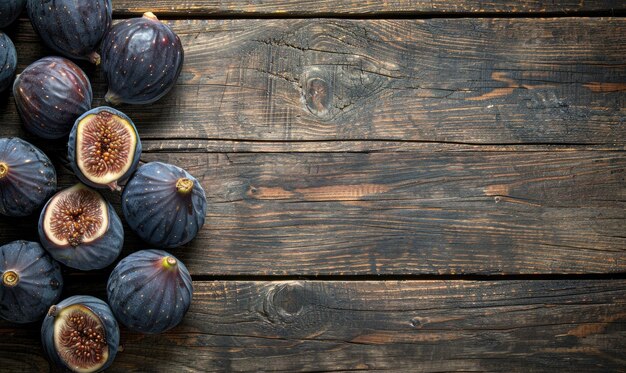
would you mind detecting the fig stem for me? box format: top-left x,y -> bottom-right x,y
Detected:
108,181 -> 122,192
2,270 -> 19,287
104,91 -> 122,106
47,305 -> 59,317
143,12 -> 159,21
0,162 -> 8,180
176,178 -> 194,196
88,51 -> 101,66
163,256 -> 178,269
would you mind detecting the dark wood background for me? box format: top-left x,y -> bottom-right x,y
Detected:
1,1 -> 625,371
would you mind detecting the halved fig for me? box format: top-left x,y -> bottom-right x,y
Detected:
107,250 -> 193,334
122,162 -> 207,248
38,183 -> 123,271
68,107 -> 142,191
41,295 -> 119,373
0,240 -> 63,323
0,137 -> 57,217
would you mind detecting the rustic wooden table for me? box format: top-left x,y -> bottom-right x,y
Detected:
1,1 -> 626,372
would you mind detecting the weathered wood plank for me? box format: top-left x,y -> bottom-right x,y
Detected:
2,280 -> 625,371
1,18 -> 624,150
2,151 -> 623,276
109,0 -> 626,16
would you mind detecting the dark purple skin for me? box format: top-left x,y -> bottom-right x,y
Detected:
122,162 -> 207,249
68,106 -> 142,191
107,250 -> 193,334
41,295 -> 119,372
101,12 -> 184,105
13,57 -> 92,139
27,0 -> 112,64
0,240 -> 63,324
38,184 -> 124,271
0,32 -> 16,93
0,0 -> 25,29
0,137 -> 57,217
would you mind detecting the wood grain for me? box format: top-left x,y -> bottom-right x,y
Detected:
2,280 -> 625,372
1,18 -> 624,151
109,0 -> 626,16
1,151 -> 623,276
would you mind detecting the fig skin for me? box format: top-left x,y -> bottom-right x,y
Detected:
27,0 -> 112,64
13,56 -> 92,139
107,250 -> 193,334
0,32 -> 17,93
38,183 -> 124,271
41,295 -> 119,373
122,162 -> 207,249
0,137 -> 57,217
68,106 -> 142,191
101,12 -> 184,105
0,240 -> 63,324
0,0 -> 25,29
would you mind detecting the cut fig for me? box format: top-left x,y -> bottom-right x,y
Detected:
122,162 -> 207,248
68,107 -> 141,191
42,295 -> 119,373
107,250 -> 193,334
38,184 -> 123,271
0,240 -> 63,323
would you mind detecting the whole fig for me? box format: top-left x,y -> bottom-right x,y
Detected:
0,32 -> 16,92
0,0 -> 25,29
0,240 -> 63,324
27,0 -> 112,64
13,56 -> 92,139
101,12 -> 184,105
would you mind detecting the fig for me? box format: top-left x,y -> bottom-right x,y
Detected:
41,295 -> 119,373
107,250 -> 193,334
122,162 -> 207,248
38,183 -> 123,271
0,32 -> 16,92
13,56 -> 92,139
0,137 -> 57,217
0,240 -> 63,324
27,0 -> 112,64
0,0 -> 25,29
68,106 -> 142,191
101,12 -> 184,105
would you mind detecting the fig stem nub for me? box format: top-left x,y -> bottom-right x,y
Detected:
143,12 -> 159,21
88,51 -> 102,66
48,305 -> 59,317
163,256 -> 177,269
2,270 -> 19,287
176,178 -> 194,196
0,162 -> 8,180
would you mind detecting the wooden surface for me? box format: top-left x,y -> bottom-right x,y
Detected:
0,1 -> 625,372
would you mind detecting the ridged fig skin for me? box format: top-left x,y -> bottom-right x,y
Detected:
122,162 -> 207,248
38,184 -> 124,271
0,137 -> 57,217
0,241 -> 63,324
13,57 -> 92,139
27,0 -> 112,64
0,0 -> 25,29
0,32 -> 16,92
101,12 -> 184,105
68,106 -> 142,191
107,250 -> 193,334
41,295 -> 119,373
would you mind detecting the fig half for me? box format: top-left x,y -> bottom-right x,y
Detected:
0,240 -> 63,323
122,162 -> 207,248
13,57 -> 92,139
107,250 -> 193,334
38,183 -> 124,271
0,137 -> 57,217
27,0 -> 112,64
41,295 -> 119,373
68,107 -> 142,191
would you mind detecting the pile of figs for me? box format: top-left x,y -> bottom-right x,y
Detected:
0,2 -> 205,372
